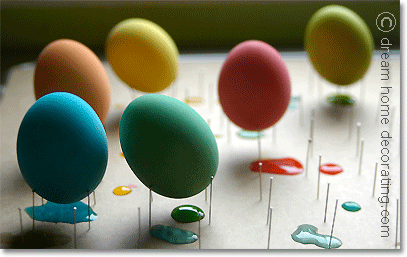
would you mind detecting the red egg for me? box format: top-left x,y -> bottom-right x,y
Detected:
218,40 -> 291,131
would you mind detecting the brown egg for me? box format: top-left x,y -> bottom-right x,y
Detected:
34,39 -> 110,124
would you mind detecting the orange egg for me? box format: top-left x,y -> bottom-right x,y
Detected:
34,39 -> 111,124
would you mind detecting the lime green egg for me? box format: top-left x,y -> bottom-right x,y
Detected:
305,5 -> 374,86
119,94 -> 218,198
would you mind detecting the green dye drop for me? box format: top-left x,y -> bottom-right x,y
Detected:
327,94 -> 355,106
291,224 -> 342,249
171,205 -> 204,223
149,224 -> 198,244
342,201 -> 361,212
237,130 -> 265,139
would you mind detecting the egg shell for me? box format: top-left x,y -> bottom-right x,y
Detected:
119,94 -> 218,199
218,40 -> 291,131
305,5 -> 374,85
17,92 -> 108,204
106,18 -> 179,93
34,39 -> 111,124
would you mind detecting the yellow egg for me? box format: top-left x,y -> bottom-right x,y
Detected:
106,18 -> 179,93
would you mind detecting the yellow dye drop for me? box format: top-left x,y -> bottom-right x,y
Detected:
113,186 -> 132,196
185,97 -> 203,105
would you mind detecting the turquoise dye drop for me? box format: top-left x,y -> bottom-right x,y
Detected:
171,205 -> 204,223
289,95 -> 300,109
291,224 -> 342,249
237,130 -> 265,139
149,224 -> 198,244
342,201 -> 361,212
25,201 -> 97,224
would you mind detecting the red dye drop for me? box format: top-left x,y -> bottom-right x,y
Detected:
319,163 -> 343,175
250,158 -> 303,175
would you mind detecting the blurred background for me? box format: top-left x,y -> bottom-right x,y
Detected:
1,0 -> 400,84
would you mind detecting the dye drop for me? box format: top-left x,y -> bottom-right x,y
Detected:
149,224 -> 198,244
319,163 -> 343,175
171,205 -> 204,223
342,201 -> 361,212
291,224 -> 342,249
250,158 -> 303,175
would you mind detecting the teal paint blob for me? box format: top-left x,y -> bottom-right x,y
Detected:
237,130 -> 265,139
149,224 -> 198,244
327,94 -> 355,106
342,201 -> 361,212
291,224 -> 342,249
119,94 -> 218,199
25,201 -> 97,224
17,92 -> 108,204
171,205 -> 204,223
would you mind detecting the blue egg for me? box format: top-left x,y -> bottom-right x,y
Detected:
17,92 -> 108,204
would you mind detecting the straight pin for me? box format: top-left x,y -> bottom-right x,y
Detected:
267,177 -> 273,225
73,207 -> 77,249
308,68 -> 314,94
18,208 -> 23,234
373,162 -> 378,197
138,207 -> 141,246
317,155 -> 321,199
309,118 -> 315,157
32,190 -> 35,231
41,197 -> 44,206
259,163 -> 263,201
395,199 -> 399,248
348,107 -> 354,139
149,189 -> 152,229
267,207 -> 273,249
305,138 -> 312,177
220,111 -> 225,130
328,199 -> 339,249
324,183 -> 330,223
93,191 -> 96,206
209,176 -> 214,225
198,212 -> 201,249
227,119 -> 231,144
356,122 -> 361,156
358,139 -> 364,175
209,83 -> 214,112
172,81 -> 177,99
359,79 -> 365,105
205,188 -> 207,201
87,191 -> 91,230
299,93 -> 304,126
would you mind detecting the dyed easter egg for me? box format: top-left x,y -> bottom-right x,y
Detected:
17,92 -> 108,204
305,5 -> 374,85
119,94 -> 218,198
218,40 -> 291,131
34,39 -> 111,124
106,18 -> 179,93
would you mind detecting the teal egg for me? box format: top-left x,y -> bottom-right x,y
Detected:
17,92 -> 108,204
119,94 -> 218,198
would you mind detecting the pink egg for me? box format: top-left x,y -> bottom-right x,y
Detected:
218,40 -> 291,131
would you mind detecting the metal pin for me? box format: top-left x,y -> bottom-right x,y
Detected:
317,77 -> 323,103
305,138 -> 312,177
18,208 -> 23,234
73,207 -> 77,249
220,111 -> 225,130
41,197 -> 44,206
227,119 -> 231,144
205,188 -> 207,201
138,207 -> 141,246
172,81 -> 177,99
272,126 -> 277,144
309,118 -> 315,157
348,106 -> 354,139
328,199 -> 339,249
299,94 -> 304,126
373,162 -> 378,197
87,191 -> 91,230
93,191 -> 96,206
209,83 -> 214,112
317,155 -> 321,199
209,176 -> 214,225
198,68 -> 205,98
32,190 -> 35,231
149,189 -> 152,229
308,68 -> 314,94
356,123 -> 361,156
198,212 -> 201,249
150,189 -> 153,202
324,183 -> 330,223
259,163 -> 263,201
359,79 -> 365,105
267,177 -> 273,225
395,199 -> 399,248
358,139 -> 364,175
267,207 -> 273,249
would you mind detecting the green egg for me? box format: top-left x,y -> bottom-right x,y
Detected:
305,5 -> 374,85
119,94 -> 218,198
